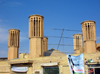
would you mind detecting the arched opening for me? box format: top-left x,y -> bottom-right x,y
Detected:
97,47 -> 100,52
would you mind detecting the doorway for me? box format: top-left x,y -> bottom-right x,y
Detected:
43,66 -> 59,74
88,68 -> 100,74
88,64 -> 100,74
95,68 -> 100,74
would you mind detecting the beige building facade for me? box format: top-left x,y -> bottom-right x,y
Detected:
0,14 -> 100,74
1,53 -> 100,74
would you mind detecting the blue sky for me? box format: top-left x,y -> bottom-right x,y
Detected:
0,0 -> 100,57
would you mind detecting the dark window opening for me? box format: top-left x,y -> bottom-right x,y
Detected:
39,20 -> 40,36
85,23 -> 87,39
35,71 -> 40,74
88,25 -> 90,39
43,66 -> 59,74
34,20 -> 35,36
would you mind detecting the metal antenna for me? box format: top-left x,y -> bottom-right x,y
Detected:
63,31 -> 64,53
57,29 -> 64,50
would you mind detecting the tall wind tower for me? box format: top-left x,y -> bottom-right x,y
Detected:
73,34 -> 83,54
81,20 -> 96,53
42,37 -> 48,53
8,29 -> 20,60
29,14 -> 44,58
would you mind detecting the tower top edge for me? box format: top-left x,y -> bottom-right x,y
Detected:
81,20 -> 95,24
44,37 -> 48,39
28,14 -> 44,18
73,34 -> 82,36
8,29 -> 20,32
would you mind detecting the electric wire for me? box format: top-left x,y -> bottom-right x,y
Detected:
45,36 -> 82,39
44,28 -> 82,32
48,44 -> 81,46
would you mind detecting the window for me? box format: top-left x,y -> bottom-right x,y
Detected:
43,66 -> 59,74
97,47 -> 100,52
35,71 -> 40,74
88,64 -> 100,74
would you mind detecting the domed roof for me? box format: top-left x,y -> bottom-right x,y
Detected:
44,48 -> 66,56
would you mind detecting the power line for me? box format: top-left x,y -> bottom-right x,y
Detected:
45,36 -> 72,38
45,36 -> 83,39
44,28 -> 82,32
48,44 -> 81,46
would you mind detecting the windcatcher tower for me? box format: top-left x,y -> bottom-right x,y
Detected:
73,34 -> 83,54
42,37 -> 48,53
81,20 -> 96,53
8,29 -> 20,60
29,14 -> 44,58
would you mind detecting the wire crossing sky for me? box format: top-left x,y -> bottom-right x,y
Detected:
0,0 -> 100,57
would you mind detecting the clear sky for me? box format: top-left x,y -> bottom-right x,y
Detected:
0,0 -> 100,57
